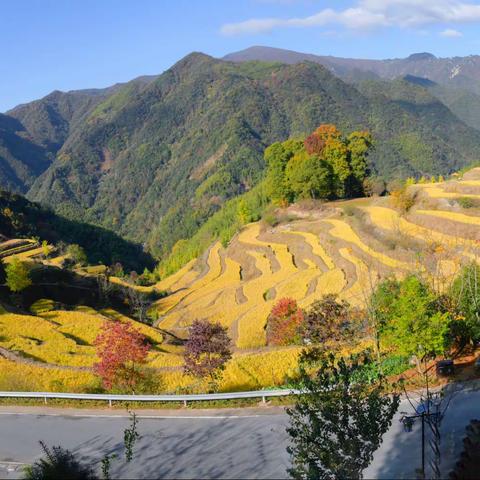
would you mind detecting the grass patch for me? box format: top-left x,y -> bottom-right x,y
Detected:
458,197 -> 480,209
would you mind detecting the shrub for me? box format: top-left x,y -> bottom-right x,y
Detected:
373,276 -> 452,366
449,262 -> 480,346
262,206 -> 278,227
390,186 -> 416,213
363,177 -> 386,197
24,442 -> 96,480
302,294 -> 355,344
266,298 -> 304,346
5,257 -> 31,292
66,244 -> 87,266
457,197 -> 478,209
183,320 -> 232,382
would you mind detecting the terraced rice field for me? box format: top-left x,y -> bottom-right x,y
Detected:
151,168 -> 480,349
0,305 -> 302,392
4,169 -> 480,392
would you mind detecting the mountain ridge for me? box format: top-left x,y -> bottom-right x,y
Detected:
2,50 -> 480,262
223,46 -> 480,94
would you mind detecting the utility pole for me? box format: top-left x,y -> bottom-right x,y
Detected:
400,392 -> 445,479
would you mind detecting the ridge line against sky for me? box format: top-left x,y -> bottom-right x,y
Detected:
2,0 -> 480,112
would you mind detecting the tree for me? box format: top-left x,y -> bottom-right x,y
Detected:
362,176 -> 386,197
323,137 -> 351,198
314,124 -> 342,142
287,349 -> 400,480
23,442 -> 96,480
449,262 -> 480,347
264,142 -> 292,204
264,140 -> 303,205
347,131 -> 373,183
41,240 -> 49,259
183,320 -> 232,381
94,321 -> 150,392
123,287 -> 152,324
266,298 -> 304,346
5,257 -> 31,292
373,276 -> 451,369
285,152 -> 333,200
302,294 -> 355,344
304,132 -> 325,156
66,244 -> 87,266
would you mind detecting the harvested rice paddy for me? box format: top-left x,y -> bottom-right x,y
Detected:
4,169 -> 480,392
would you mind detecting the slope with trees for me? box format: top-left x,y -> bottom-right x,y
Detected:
4,53 -> 477,264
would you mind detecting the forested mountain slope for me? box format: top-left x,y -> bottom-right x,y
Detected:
21,54 -> 480,259
0,190 -> 153,271
225,46 -> 480,95
0,113 -> 51,193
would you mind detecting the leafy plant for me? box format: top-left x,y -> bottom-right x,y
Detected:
373,276 -> 452,367
287,349 -> 400,479
266,298 -> 304,346
183,320 -> 232,383
457,197 -> 478,209
301,295 -> 356,345
5,257 -> 32,292
123,411 -> 140,463
23,442 -> 96,480
94,321 -> 151,392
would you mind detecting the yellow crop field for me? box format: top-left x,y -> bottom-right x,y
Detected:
416,209 -> 480,226
238,224 -> 297,275
220,347 -> 301,391
3,246 -> 48,263
324,219 -> 410,269
338,247 -> 377,306
0,358 -> 96,392
0,307 -> 164,369
416,184 -> 480,200
8,184 -> 480,395
48,255 -> 67,267
289,230 -> 335,269
0,312 -> 97,367
109,276 -> 152,293
361,206 -> 478,260
456,180 -> 480,187
299,268 -> 346,308
154,242 -> 223,316
154,259 -> 199,292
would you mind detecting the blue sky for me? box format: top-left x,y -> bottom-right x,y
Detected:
2,0 -> 480,112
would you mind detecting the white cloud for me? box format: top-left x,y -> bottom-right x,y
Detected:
221,0 -> 480,35
440,27 -> 463,36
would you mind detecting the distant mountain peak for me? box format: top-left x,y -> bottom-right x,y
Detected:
407,52 -> 436,61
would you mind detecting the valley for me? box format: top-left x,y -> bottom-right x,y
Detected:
2,168 -> 480,394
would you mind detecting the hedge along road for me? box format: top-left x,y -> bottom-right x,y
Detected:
1,389 -> 479,479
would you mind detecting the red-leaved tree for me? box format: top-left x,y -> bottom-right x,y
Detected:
304,133 -> 326,156
183,320 -> 232,381
94,321 -> 150,392
266,298 -> 304,346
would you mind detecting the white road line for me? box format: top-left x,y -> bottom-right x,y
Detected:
0,412 -> 273,419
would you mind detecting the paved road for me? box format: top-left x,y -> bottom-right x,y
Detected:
1,390 -> 479,479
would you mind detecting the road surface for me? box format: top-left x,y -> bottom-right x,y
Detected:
1,389 -> 479,479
